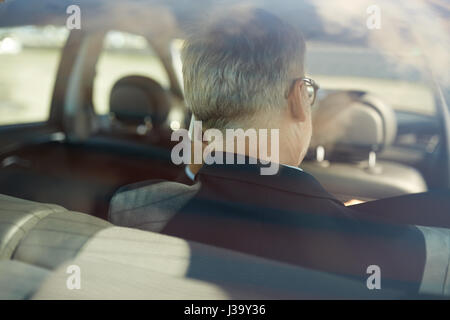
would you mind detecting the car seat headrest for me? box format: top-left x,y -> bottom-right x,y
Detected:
109,75 -> 170,128
310,90 -> 397,161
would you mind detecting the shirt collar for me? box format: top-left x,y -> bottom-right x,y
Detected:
185,163 -> 302,182
185,165 -> 196,182
281,163 -> 303,172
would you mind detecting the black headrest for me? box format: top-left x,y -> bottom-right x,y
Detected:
310,90 -> 397,160
109,75 -> 170,127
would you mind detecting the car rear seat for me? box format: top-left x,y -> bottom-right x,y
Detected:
0,260 -> 49,300
1,193 -> 449,299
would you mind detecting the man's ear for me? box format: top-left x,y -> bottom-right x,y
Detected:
287,80 -> 307,122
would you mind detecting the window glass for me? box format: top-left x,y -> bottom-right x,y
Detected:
93,30 -> 170,115
0,25 -> 68,125
305,42 -> 435,116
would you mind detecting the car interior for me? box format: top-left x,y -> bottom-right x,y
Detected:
4,193 -> 434,300
0,29 -> 446,218
0,30 -> 184,220
0,0 -> 449,299
302,90 -> 428,202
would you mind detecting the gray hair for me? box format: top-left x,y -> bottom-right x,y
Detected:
181,7 -> 306,129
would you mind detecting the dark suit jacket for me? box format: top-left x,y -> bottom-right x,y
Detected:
163,160 -> 429,291
109,156 -> 450,294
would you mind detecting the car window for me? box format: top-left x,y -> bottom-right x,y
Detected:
305,42 -> 436,116
93,30 -> 170,115
0,25 -> 68,126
